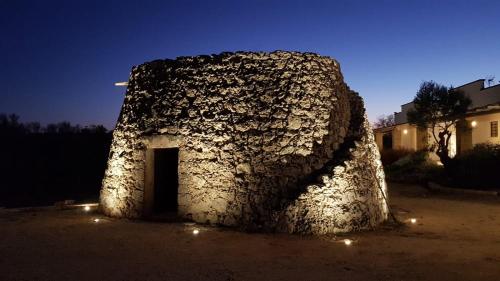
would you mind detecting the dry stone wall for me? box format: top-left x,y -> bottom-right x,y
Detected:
100,51 -> 388,234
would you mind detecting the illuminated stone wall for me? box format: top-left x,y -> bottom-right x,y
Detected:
100,51 -> 388,234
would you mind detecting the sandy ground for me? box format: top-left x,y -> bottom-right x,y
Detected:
1,183 -> 500,281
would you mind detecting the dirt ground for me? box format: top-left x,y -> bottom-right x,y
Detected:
1,183 -> 500,281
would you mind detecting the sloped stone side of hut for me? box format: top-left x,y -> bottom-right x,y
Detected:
277,92 -> 388,234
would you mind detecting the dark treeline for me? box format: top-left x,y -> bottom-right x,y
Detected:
0,114 -> 112,208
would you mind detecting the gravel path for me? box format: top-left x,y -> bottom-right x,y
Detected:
1,183 -> 500,281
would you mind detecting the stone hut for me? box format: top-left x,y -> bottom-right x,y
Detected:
100,51 -> 388,234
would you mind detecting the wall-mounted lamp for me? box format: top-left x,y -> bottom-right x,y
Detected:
403,129 -> 408,135
471,121 -> 477,128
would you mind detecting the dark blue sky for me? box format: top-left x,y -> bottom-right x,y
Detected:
1,0 -> 499,129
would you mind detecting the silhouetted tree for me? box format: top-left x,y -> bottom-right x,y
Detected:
0,113 -> 26,135
93,125 -> 107,134
0,113 -> 112,207
8,114 -> 20,127
56,122 -> 74,134
25,122 -> 41,134
82,125 -> 108,134
373,114 -> 395,128
45,123 -> 58,134
407,81 -> 471,167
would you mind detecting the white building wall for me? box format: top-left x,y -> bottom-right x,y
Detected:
393,80 -> 500,125
466,112 -> 500,146
393,124 -> 417,150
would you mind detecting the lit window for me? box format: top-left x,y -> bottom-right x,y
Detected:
491,121 -> 498,137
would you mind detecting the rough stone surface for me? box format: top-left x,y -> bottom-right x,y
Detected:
100,51 -> 388,234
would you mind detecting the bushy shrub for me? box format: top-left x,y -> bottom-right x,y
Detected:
0,132 -> 112,207
385,150 -> 443,184
447,143 -> 500,189
380,148 -> 414,166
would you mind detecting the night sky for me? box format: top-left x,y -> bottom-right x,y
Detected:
1,0 -> 499,129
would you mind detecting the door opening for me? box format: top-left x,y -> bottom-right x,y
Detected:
382,132 -> 393,150
153,148 -> 179,214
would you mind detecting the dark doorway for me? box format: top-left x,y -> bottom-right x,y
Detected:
382,132 -> 393,149
153,148 -> 179,214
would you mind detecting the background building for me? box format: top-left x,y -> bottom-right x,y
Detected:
375,79 -> 500,158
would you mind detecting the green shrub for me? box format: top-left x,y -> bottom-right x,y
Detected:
380,148 -> 414,166
385,150 -> 443,184
447,143 -> 500,189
